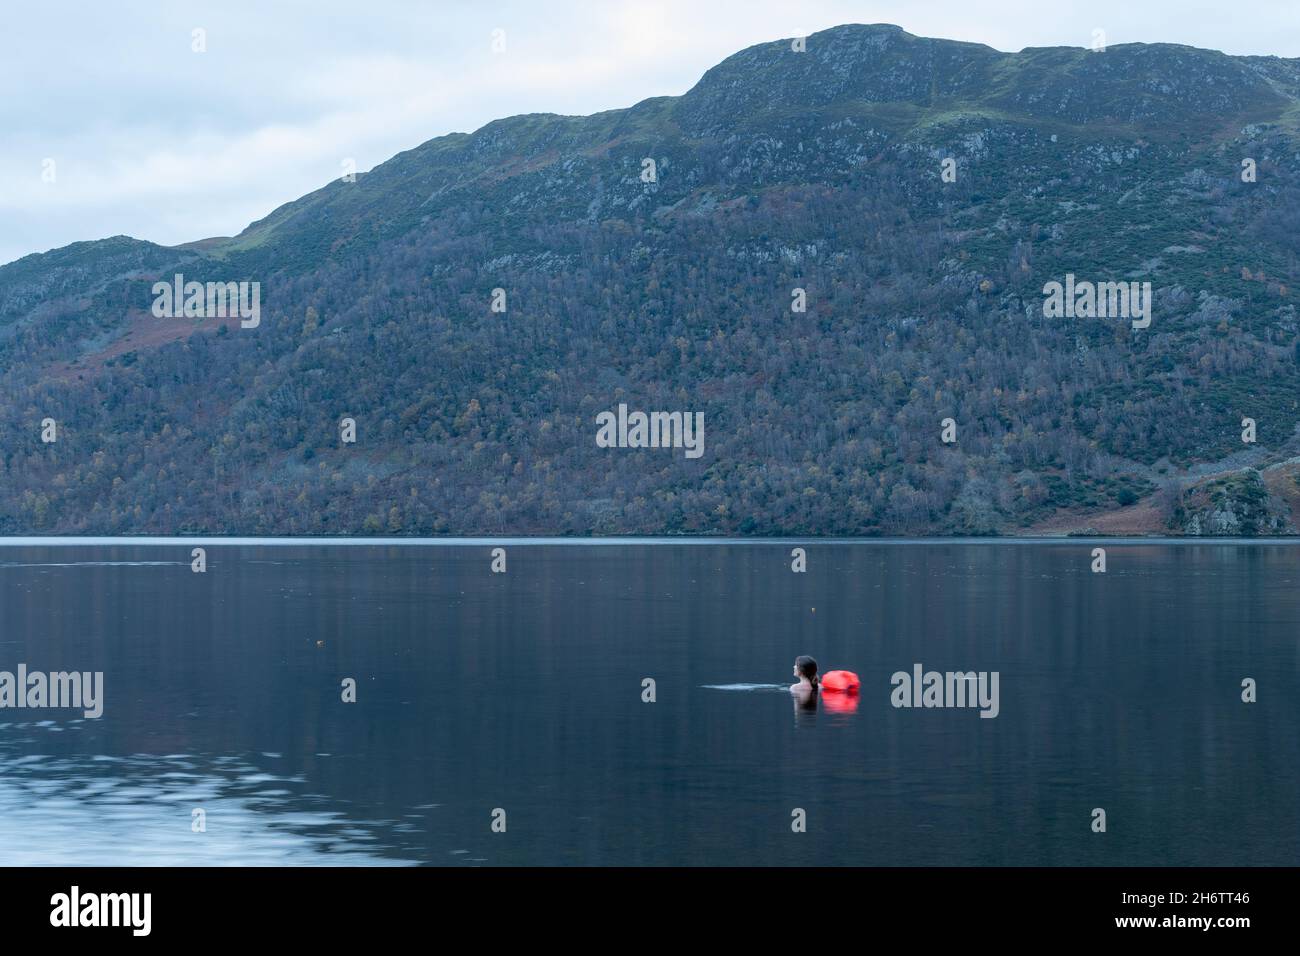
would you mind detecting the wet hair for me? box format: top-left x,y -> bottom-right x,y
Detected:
795,655 -> 819,689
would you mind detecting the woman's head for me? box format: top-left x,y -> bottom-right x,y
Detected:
794,655 -> 819,685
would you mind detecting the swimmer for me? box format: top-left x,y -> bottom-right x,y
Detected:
791,656 -> 861,712
791,655 -> 820,698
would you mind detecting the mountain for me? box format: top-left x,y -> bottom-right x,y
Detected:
3,23 -> 1300,536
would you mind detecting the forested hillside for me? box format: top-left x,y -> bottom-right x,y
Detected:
2,24 -> 1299,535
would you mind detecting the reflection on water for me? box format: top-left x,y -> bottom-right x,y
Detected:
0,737 -> 415,865
1,541 -> 1298,866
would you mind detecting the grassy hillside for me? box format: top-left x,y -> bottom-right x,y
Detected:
2,24 -> 1299,536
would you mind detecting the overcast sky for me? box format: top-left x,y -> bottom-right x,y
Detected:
2,0 -> 1297,266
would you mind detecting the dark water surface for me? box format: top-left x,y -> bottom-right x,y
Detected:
1,540 -> 1296,866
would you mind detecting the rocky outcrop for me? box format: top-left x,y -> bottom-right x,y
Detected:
1175,470 -> 1295,535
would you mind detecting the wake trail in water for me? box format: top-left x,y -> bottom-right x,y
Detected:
701,683 -> 788,692
0,561 -> 183,568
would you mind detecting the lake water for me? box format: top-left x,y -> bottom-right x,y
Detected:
1,540 -> 1296,866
